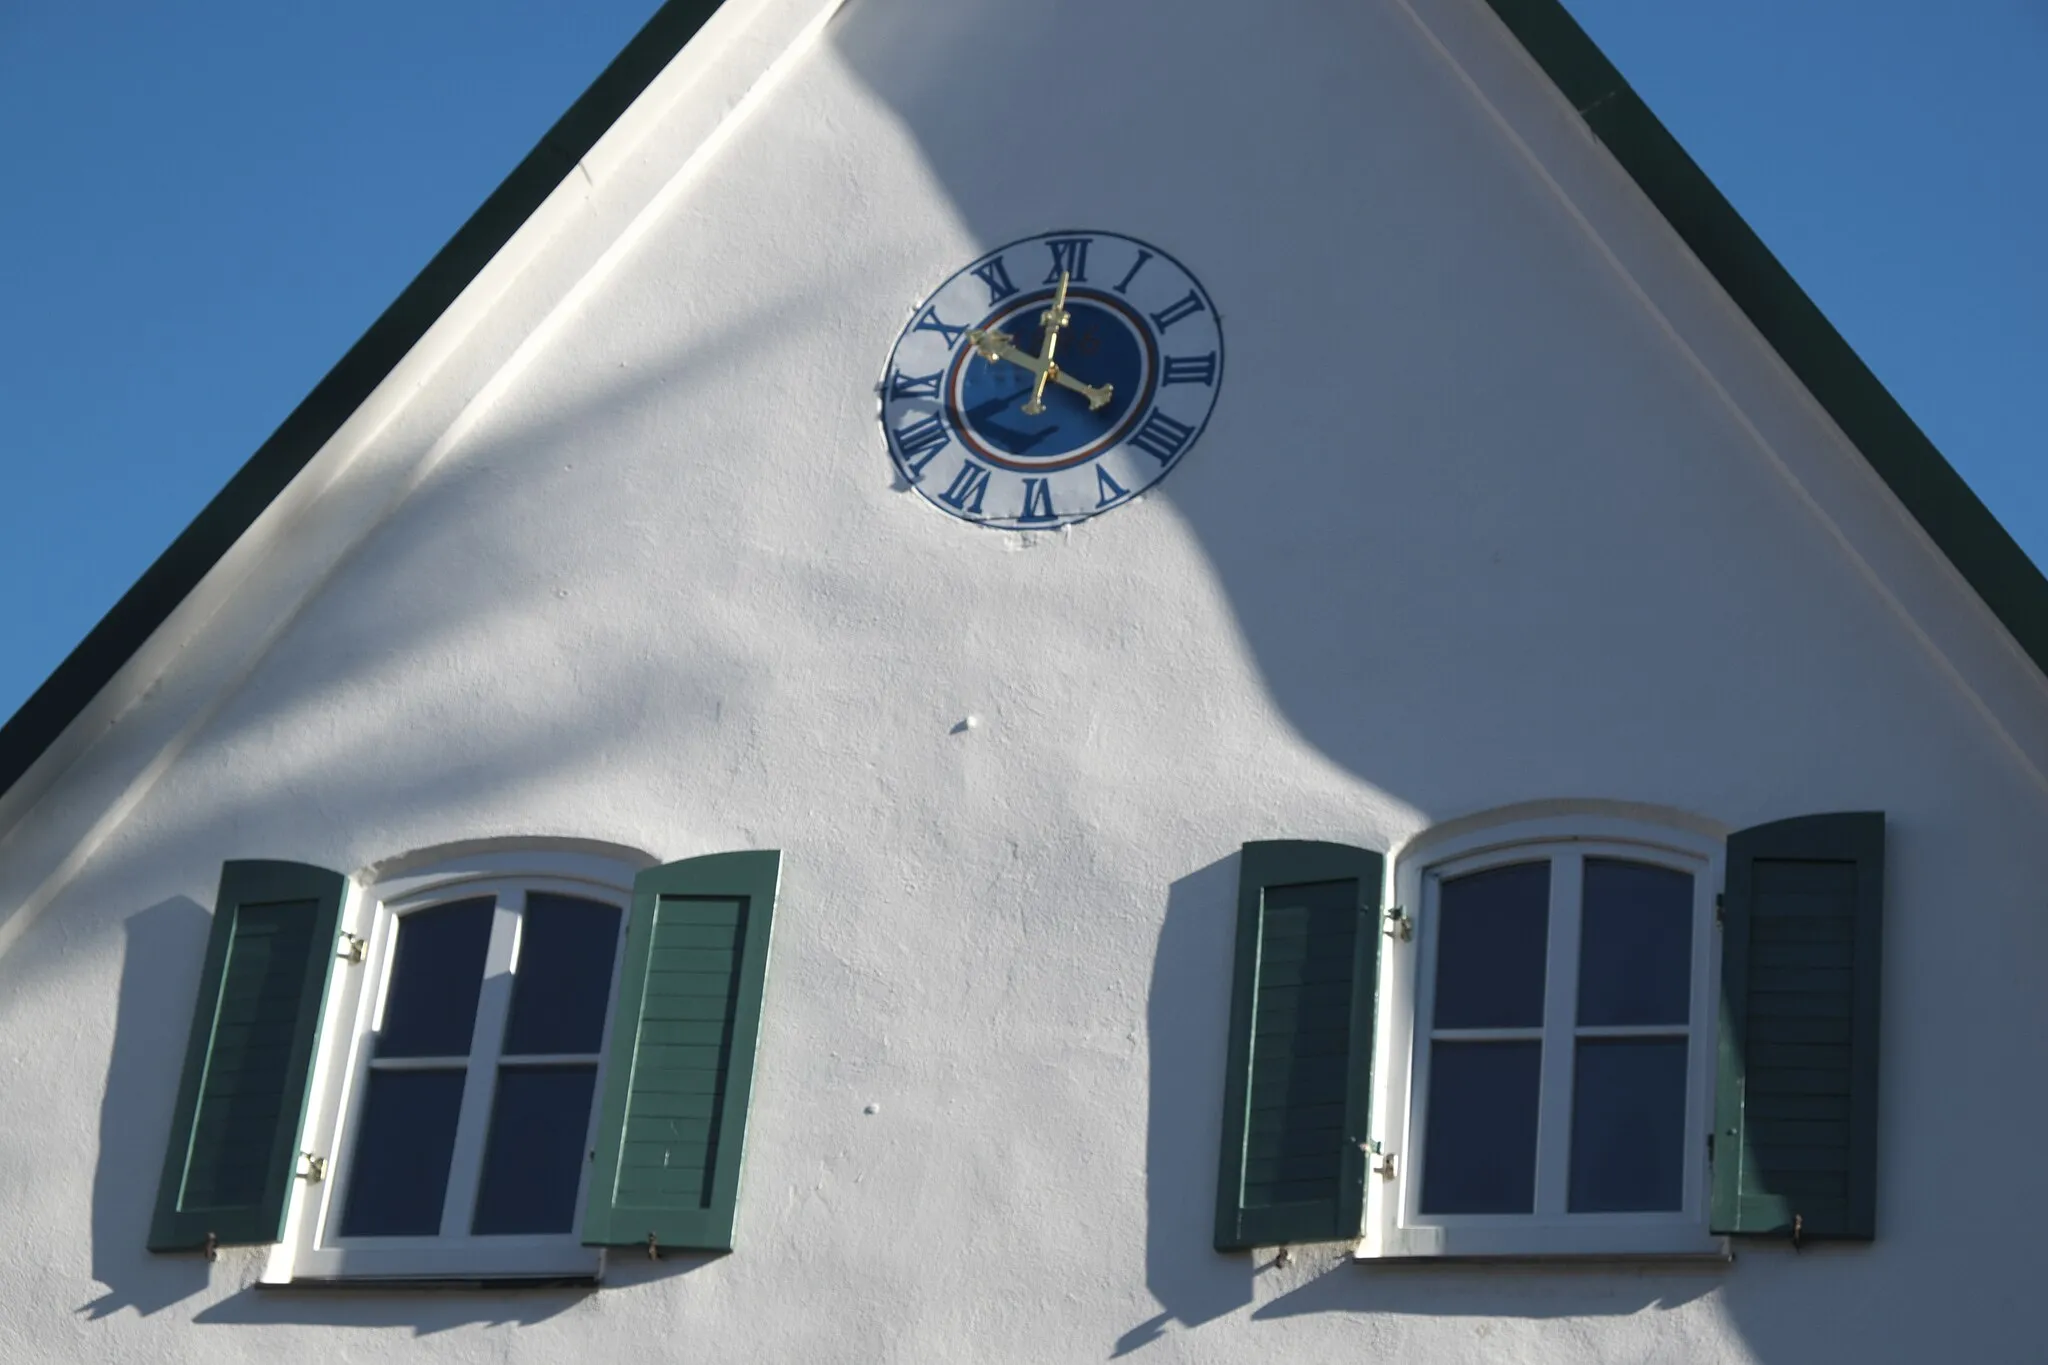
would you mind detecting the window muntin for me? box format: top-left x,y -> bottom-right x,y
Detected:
276,853 -> 642,1282
328,886 -> 622,1250
1371,818 -> 1723,1258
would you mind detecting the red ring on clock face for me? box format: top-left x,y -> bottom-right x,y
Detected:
945,289 -> 1157,473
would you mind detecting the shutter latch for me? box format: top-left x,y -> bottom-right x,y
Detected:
1381,906 -> 1412,942
296,1152 -> 327,1184
1361,1139 -> 1398,1179
336,934 -> 367,965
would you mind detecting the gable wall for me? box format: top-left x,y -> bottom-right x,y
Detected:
2,0 -> 2043,1359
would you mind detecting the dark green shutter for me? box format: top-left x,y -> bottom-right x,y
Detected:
582,850 -> 779,1252
1214,840 -> 1382,1251
148,860 -> 347,1251
1712,813 -> 1884,1239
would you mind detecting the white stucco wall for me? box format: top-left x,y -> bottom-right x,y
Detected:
4,0 -> 2047,1360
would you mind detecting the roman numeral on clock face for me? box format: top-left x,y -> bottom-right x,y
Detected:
1148,290 -> 1207,333
1162,353 -> 1217,387
939,461 -> 992,515
889,369 -> 943,401
894,413 -> 951,479
1128,409 -> 1196,465
1044,237 -> 1091,284
912,306 -> 967,348
971,256 -> 1019,305
1019,478 -> 1057,523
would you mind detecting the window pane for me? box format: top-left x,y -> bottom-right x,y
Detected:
471,1065 -> 600,1235
1578,860 -> 1693,1026
377,897 -> 495,1058
1419,1040 -> 1541,1214
1569,1037 -> 1688,1212
338,1069 -> 465,1236
1433,861 -> 1549,1029
503,894 -> 622,1056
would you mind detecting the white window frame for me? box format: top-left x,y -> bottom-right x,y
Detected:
265,843 -> 653,1284
1362,809 -> 1728,1260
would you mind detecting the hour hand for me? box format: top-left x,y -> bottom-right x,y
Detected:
965,328 -> 1114,411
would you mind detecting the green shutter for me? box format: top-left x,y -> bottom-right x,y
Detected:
582,850 -> 779,1252
1214,840 -> 1382,1251
148,860 -> 347,1252
1713,813 -> 1884,1240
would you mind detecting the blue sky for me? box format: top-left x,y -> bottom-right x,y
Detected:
2,1 -> 2043,727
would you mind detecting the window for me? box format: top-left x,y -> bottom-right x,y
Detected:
286,853 -> 634,1280
1215,804 -> 1886,1260
127,843 -> 790,1282
1372,816 -> 1722,1257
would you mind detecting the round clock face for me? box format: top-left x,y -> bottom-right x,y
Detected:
880,230 -> 1223,530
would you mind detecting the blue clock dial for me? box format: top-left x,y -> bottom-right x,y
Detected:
881,230 -> 1222,530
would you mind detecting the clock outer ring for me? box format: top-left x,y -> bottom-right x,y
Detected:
880,229 -> 1224,531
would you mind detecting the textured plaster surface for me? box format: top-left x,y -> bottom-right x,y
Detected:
3,0 -> 2047,1360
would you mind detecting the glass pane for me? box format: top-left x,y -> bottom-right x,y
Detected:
1578,860 -> 1693,1026
377,897 -> 495,1058
1434,861 -> 1549,1028
338,1069 -> 465,1236
503,894 -> 623,1055
470,1065 -> 600,1235
1569,1037 -> 1689,1212
1419,1040 -> 1541,1214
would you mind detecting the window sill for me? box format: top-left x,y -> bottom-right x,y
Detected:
261,1242 -> 605,1286
257,1273 -> 601,1292
1355,1247 -> 1733,1267
1362,1220 -> 1728,1261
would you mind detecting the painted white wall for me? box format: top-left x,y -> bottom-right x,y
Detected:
3,0 -> 2045,1360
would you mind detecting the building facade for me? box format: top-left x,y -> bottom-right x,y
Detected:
3,0 -> 2045,1360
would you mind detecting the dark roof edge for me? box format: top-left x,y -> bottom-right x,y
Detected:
0,0 -> 726,803
5,0 -> 2044,809
1480,0 -> 2048,672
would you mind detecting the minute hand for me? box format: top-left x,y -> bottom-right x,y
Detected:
965,328 -> 1115,412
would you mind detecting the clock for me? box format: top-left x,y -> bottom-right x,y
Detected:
880,230 -> 1223,530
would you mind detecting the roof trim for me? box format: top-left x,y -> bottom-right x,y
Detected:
0,0 -> 725,804
1479,0 -> 2048,672
4,0 -> 2044,808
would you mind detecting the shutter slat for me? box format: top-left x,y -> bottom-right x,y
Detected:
581,852 -> 779,1253
1712,813 -> 1883,1240
149,862 -> 346,1252
1214,841 -> 1381,1251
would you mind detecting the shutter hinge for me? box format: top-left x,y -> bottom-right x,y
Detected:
1713,893 -> 1724,926
336,933 -> 367,964
296,1152 -> 327,1184
1360,1139 -> 1398,1179
1381,906 -> 1411,942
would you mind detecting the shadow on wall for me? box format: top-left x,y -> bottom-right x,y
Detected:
80,897 -> 708,1332
79,896 -> 213,1320
818,5 -> 1966,1358
1116,853 -> 1718,1356
1114,857 -> 1254,1355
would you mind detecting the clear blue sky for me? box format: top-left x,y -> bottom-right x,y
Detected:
2,1 -> 2043,727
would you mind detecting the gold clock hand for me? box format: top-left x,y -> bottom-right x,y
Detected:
965,326 -> 1115,411
1022,269 -> 1072,416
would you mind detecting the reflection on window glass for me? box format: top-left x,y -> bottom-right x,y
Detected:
1569,1037 -> 1688,1212
503,895 -> 622,1056
1420,1040 -> 1542,1214
339,1069 -> 466,1236
1435,861 -> 1549,1029
377,898 -> 494,1058
471,1065 -> 600,1235
1578,860 -> 1692,1027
